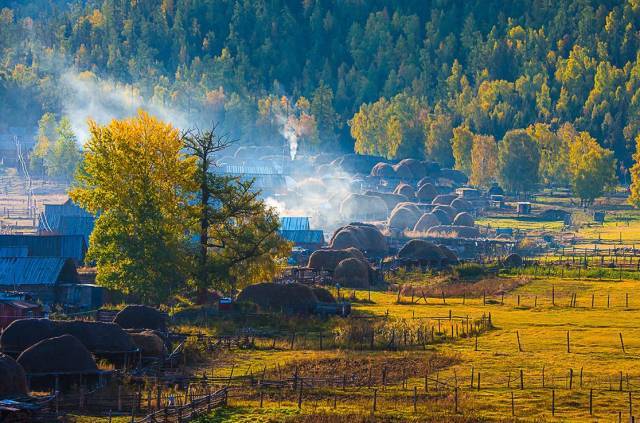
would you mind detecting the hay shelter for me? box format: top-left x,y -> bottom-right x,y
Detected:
330,224 -> 388,256
370,162 -> 396,178
388,204 -> 421,230
0,354 -> 27,398
17,334 -> 98,375
450,198 -> 473,212
129,331 -> 166,357
312,287 -> 335,303
333,258 -> 371,288
416,183 -> 437,202
114,305 -> 167,332
237,283 -> 318,313
339,194 -> 388,221
432,194 -> 459,206
413,213 -> 441,232
364,191 -> 409,211
397,240 -> 446,266
426,225 -> 481,238
307,248 -> 365,271
393,183 -> 416,198
453,212 -> 475,227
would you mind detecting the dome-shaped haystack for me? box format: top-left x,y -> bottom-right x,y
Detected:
114,305 -> 166,332
340,194 -> 388,221
488,184 -> 504,196
370,162 -> 396,178
0,319 -> 56,355
438,245 -> 459,265
312,287 -> 335,303
416,183 -> 437,202
422,161 -> 441,175
504,253 -> 524,268
425,225 -> 481,238
388,204 -> 421,230
334,258 -> 371,288
439,169 -> 469,184
237,283 -> 318,313
393,183 -> 415,198
17,335 -> 98,375
397,240 -> 446,266
433,205 -> 457,221
432,194 -> 459,206
0,354 -> 27,397
450,198 -> 473,212
308,248 -> 365,271
330,224 -> 388,255
397,159 -> 426,179
453,212 -> 475,227
393,162 -> 415,180
129,331 -> 167,357
431,208 -> 452,225
413,213 -> 441,232
364,191 -> 409,211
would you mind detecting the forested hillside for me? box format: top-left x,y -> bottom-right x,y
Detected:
2,0 -> 640,171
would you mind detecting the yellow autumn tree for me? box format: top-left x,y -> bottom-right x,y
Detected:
470,134 -> 498,188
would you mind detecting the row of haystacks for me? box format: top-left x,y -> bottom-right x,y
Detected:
307,247 -> 378,288
237,283 -> 335,313
397,240 -> 459,266
370,158 -> 468,185
329,223 -> 388,255
389,205 -> 476,234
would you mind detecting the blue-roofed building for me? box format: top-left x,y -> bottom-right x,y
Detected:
0,234 -> 87,264
0,257 -> 79,304
280,217 -> 311,231
38,199 -> 95,246
278,216 -> 325,251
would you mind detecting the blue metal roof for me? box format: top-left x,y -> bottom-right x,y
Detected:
0,257 -> 79,286
0,235 -> 87,263
38,199 -> 95,246
279,230 -> 324,245
280,217 -> 310,231
0,246 -> 29,257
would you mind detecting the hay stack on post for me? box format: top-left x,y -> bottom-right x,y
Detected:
330,224 -> 388,256
392,161 -> 415,180
450,198 -> 473,212
370,162 -> 396,178
397,158 -> 426,179
388,204 -> 422,230
339,194 -> 388,221
393,183 -> 416,198
397,240 -> 446,267
114,305 -> 167,331
237,283 -> 318,314
0,319 -> 56,356
308,247 -> 365,272
413,213 -> 441,232
453,212 -> 475,227
129,331 -> 167,357
416,183 -> 437,202
333,258 -> 372,288
0,354 -> 27,397
17,334 -> 99,375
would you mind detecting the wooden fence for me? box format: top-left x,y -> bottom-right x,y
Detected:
134,388 -> 227,423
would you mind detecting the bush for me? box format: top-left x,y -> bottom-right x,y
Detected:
453,263 -> 491,280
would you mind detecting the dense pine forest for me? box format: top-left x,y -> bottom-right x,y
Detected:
2,0 -> 640,174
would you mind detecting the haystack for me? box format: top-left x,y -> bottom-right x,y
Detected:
439,169 -> 469,184
0,319 -> 56,354
433,205 -> 457,220
364,191 -> 409,210
413,213 -> 441,232
312,287 -> 335,303
0,354 -> 27,397
416,183 -> 437,202
330,224 -> 388,255
370,162 -> 396,178
237,283 -> 318,313
339,194 -> 388,221
504,253 -> 524,268
397,240 -> 445,266
488,184 -> 504,196
431,208 -> 451,225
426,225 -> 480,238
388,204 -> 421,230
453,212 -> 475,227
129,331 -> 166,357
393,183 -> 415,198
308,247 -> 365,271
450,198 -> 472,212
392,162 -> 415,180
432,194 -> 459,206
438,245 -> 459,265
397,159 -> 426,179
58,321 -> 137,354
422,161 -> 441,175
114,305 -> 166,331
17,335 -> 98,375
332,154 -> 386,174
333,258 -> 371,288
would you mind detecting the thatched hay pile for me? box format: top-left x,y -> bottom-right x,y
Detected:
438,245 -> 459,264
393,183 -> 415,198
312,287 -> 335,303
426,225 -> 480,238
398,159 -> 426,179
332,154 -> 386,174
416,183 -> 437,202
453,212 -> 475,227
364,191 -> 409,210
433,205 -> 457,221
330,224 -> 388,255
432,194 -> 459,206
370,162 -> 396,178
308,247 -> 365,271
129,331 -> 166,357
0,354 -> 27,397
450,198 -> 472,212
17,335 -> 98,375
114,305 -> 166,331
504,253 -> 524,268
333,258 -> 371,288
388,203 -> 422,230
237,283 -> 318,313
392,161 -> 415,180
431,208 -> 451,225
0,319 -> 55,354
439,169 -> 469,184
413,213 -> 441,232
422,161 -> 441,175
397,240 -> 445,265
339,194 -> 388,220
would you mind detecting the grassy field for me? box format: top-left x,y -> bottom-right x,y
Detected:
195,276 -> 640,422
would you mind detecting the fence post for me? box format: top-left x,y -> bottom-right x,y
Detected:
552,389 -> 555,416
372,389 -> 377,413
620,333 -> 626,353
567,331 -> 571,353
455,386 -> 459,414
297,383 -> 303,409
511,391 -> 515,416
413,386 -> 417,412
589,388 -> 593,415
